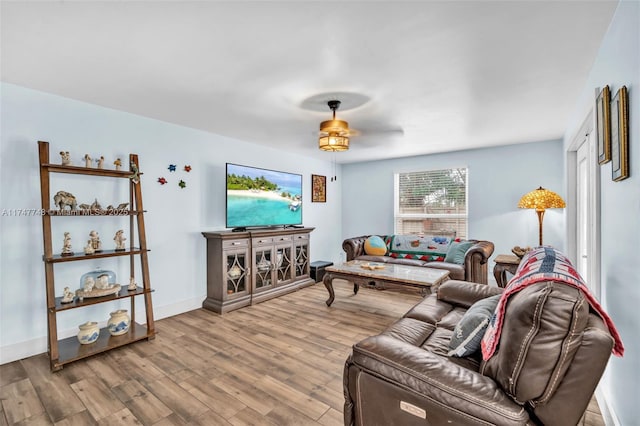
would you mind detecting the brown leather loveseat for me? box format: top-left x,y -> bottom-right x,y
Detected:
342,236 -> 494,284
343,280 -> 615,425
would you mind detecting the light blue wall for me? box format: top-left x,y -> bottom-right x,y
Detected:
563,2 -> 639,424
0,83 -> 343,363
342,140 -> 565,263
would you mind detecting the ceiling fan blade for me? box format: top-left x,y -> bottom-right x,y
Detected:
352,127 -> 404,137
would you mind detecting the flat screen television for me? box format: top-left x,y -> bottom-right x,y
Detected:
226,163 -> 303,230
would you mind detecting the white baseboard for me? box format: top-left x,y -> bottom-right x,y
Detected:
0,295 -> 205,365
153,295 -> 204,321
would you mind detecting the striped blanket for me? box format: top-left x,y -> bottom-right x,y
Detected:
481,246 -> 624,360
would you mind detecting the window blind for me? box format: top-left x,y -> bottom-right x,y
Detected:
395,168 -> 468,237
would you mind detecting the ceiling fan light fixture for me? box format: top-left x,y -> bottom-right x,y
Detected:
319,134 -> 349,152
318,100 -> 350,152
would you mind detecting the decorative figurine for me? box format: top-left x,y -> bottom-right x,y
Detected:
178,180 -> 186,189
53,191 -> 77,211
83,154 -> 92,168
60,151 -> 72,166
114,229 -> 126,251
158,177 -> 167,185
61,286 -> 75,303
90,198 -> 102,211
114,158 -> 122,171
128,277 -> 137,291
129,162 -> 140,184
78,203 -> 91,210
61,232 -> 73,256
89,230 -> 102,252
84,239 -> 95,255
95,273 -> 111,290
184,165 -> 192,172
116,202 -> 129,210
83,276 -> 95,293
168,164 -> 177,172
95,156 -> 105,169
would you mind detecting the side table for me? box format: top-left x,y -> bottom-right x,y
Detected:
493,254 -> 521,288
310,260 -> 333,283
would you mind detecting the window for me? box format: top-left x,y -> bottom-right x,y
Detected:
394,168 -> 468,238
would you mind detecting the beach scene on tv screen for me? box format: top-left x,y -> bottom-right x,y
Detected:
227,164 -> 302,227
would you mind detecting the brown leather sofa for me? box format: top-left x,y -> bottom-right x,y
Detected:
342,236 -> 494,284
343,280 -> 614,426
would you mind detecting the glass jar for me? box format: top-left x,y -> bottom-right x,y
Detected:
80,267 -> 116,291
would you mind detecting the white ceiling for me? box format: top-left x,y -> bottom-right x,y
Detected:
1,1 -> 617,164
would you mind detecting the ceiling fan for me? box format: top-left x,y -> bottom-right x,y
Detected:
318,100 -> 351,152
316,99 -> 404,152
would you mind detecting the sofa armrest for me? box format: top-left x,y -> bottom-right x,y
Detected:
342,235 -> 370,261
464,240 -> 495,284
347,335 -> 529,425
437,280 -> 503,308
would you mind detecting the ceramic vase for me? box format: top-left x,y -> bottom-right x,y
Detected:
77,321 -> 99,344
107,309 -> 130,336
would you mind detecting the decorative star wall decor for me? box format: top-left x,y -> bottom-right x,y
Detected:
178,180 -> 186,189
168,164 -> 177,172
157,177 -> 167,185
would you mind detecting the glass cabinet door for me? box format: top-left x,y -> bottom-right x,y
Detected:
253,246 -> 274,291
225,249 -> 249,298
274,245 -> 293,285
294,234 -> 310,278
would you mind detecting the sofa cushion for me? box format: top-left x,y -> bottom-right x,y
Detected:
445,240 -> 474,264
388,234 -> 454,261
423,261 -> 465,280
448,295 -> 500,357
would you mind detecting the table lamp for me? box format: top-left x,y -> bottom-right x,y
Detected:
518,186 -> 566,246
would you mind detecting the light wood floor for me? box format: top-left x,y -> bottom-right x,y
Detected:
1,281 -> 604,425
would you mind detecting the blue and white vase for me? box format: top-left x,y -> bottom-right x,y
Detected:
107,309 -> 130,336
77,321 -> 99,344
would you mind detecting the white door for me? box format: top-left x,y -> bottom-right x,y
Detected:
576,141 -> 589,283
575,132 -> 600,297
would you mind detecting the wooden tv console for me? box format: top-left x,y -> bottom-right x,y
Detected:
202,227 -> 314,314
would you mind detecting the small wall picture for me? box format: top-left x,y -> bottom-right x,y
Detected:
312,174 -> 326,202
596,85 -> 611,164
611,86 -> 629,182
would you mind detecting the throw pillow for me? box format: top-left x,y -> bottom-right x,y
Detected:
364,235 -> 387,256
444,240 -> 474,264
448,295 -> 501,357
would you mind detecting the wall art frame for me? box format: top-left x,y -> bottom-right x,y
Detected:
611,86 -> 629,182
596,85 -> 611,164
311,174 -> 326,202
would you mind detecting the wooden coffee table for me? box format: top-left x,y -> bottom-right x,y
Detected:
323,260 -> 450,306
